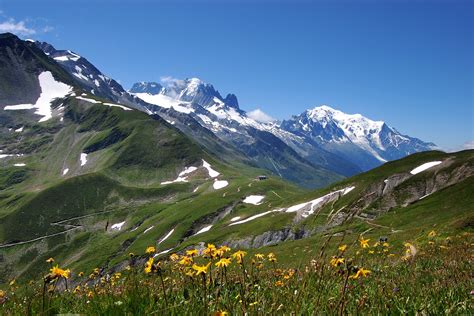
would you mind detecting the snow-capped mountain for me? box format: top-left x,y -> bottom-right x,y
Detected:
280,105 -> 438,170
130,80 -> 348,186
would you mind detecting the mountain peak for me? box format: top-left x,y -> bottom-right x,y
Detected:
130,82 -> 163,94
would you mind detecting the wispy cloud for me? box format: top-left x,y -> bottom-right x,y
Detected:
461,140 -> 474,150
0,18 -> 36,36
247,108 -> 275,123
0,14 -> 54,37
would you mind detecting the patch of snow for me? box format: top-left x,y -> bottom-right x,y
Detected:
76,96 -> 101,103
153,248 -> 173,257
243,195 -> 265,205
14,163 -> 26,167
4,72 -> 72,122
230,216 -> 241,222
111,221 -> 126,230
0,154 -> 23,159
103,102 -> 132,111
410,161 -> 442,175
202,159 -> 220,177
229,210 -> 280,226
161,165 -> 198,185
194,225 -> 212,235
213,180 -> 228,190
143,226 -> 154,234
158,229 -> 174,244
62,168 -> 69,176
15,126 -> 24,132
419,193 -> 431,200
384,179 -> 389,183
286,186 -> 356,218
80,153 -> 88,166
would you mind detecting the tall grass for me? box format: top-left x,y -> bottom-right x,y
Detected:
1,231 -> 472,315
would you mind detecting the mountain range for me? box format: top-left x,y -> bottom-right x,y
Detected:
28,36 -> 436,187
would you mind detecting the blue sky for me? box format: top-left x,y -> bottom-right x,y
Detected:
0,0 -> 472,150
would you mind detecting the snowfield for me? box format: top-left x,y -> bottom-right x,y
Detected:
243,195 -> 265,205
80,153 -> 88,166
194,225 -> 212,235
202,160 -> 220,178
111,221 -> 126,230
161,166 -> 198,185
4,71 -> 72,122
62,168 -> 69,176
410,161 -> 442,175
158,229 -> 175,244
132,93 -> 194,114
213,180 -> 229,190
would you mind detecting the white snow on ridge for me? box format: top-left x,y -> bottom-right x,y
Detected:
111,221 -> 126,230
229,210 -> 280,226
158,229 -> 175,244
62,168 -> 69,176
202,160 -> 220,177
243,195 -> 265,205
230,216 -> 241,222
286,186 -> 355,218
4,72 -> 72,122
14,163 -> 26,167
76,97 -> 132,111
194,225 -> 213,235
213,180 -> 228,190
15,126 -> 24,132
154,248 -> 173,258
80,153 -> 88,166
103,102 -> 132,111
410,161 -> 442,175
230,186 -> 356,226
76,96 -> 101,103
133,93 -> 194,114
143,226 -> 154,234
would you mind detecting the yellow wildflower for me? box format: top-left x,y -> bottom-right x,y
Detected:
350,268 -> 371,279
145,246 -> 156,254
179,256 -> 193,266
215,257 -> 232,268
129,252 -> 135,257
382,242 -> 389,247
144,257 -> 154,274
338,244 -> 347,252
428,230 -> 436,238
268,252 -> 277,262
46,257 -> 54,263
275,280 -> 284,287
184,268 -> 194,277
78,271 -> 84,277
255,253 -> 265,260
213,311 -> 229,316
359,238 -> 370,248
170,253 -> 180,262
50,265 -> 70,279
330,257 -> 345,267
232,250 -> 247,264
368,250 -> 375,254
186,249 -> 199,257
192,262 -> 211,275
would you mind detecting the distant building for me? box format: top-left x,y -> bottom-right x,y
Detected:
257,175 -> 267,180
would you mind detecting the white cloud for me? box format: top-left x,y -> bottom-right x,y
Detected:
462,140 -> 474,150
247,108 -> 275,123
0,19 -> 36,36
